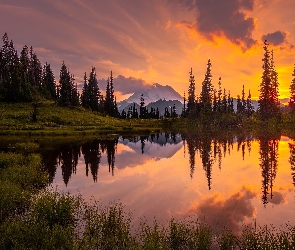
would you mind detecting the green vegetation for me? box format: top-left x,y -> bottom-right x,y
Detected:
0,101 -> 162,136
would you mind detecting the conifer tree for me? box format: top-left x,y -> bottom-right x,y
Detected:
59,62 -> 77,106
222,88 -> 227,113
241,85 -> 247,115
29,46 -> 42,90
140,94 -> 146,119
104,71 -> 118,116
87,67 -> 100,111
71,74 -> 80,107
42,62 -> 56,99
289,64 -> 295,112
200,59 -> 213,116
237,95 -> 243,115
187,67 -> 195,116
212,89 -> 217,113
270,50 -> 280,111
246,89 -> 254,117
217,77 -> 222,113
227,91 -> 234,114
81,72 -> 89,109
258,41 -> 280,120
182,91 -> 186,117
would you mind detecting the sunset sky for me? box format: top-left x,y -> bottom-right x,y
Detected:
1,0 -> 295,101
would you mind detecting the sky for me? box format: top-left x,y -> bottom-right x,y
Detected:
1,0 -> 295,102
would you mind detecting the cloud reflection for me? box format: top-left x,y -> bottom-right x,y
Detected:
186,187 -> 256,233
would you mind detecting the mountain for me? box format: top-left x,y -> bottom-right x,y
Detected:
117,83 -> 183,111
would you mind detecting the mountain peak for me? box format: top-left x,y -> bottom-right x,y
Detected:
117,83 -> 183,110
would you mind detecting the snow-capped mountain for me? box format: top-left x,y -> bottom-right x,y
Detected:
117,83 -> 183,111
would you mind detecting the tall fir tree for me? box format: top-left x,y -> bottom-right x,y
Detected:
258,41 -> 280,120
217,77 -> 222,113
104,71 -> 118,117
81,72 -> 89,109
241,85 -> 247,115
200,59 -> 213,116
42,62 -> 56,100
289,64 -> 295,112
187,67 -> 195,116
140,94 -> 146,119
58,62 -> 78,107
29,46 -> 42,90
87,67 -> 100,111
246,89 -> 254,117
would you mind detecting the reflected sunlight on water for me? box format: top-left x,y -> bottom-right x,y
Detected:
44,133 -> 295,233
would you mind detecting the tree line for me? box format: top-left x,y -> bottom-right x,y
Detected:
0,33 -> 178,119
183,40 -> 295,123
1,33 -> 295,121
0,33 -> 120,117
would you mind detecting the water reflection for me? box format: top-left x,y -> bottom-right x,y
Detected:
41,139 -> 118,185
289,140 -> 295,187
40,133 -> 293,207
37,132 -> 295,232
258,135 -> 279,205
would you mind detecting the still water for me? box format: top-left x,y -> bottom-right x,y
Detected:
40,133 -> 295,233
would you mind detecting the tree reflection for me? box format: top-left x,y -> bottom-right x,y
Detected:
41,148 -> 59,184
82,139 -> 101,182
100,139 -> 118,176
258,135 -> 279,205
289,141 -> 295,187
185,132 -> 253,190
59,144 -> 80,186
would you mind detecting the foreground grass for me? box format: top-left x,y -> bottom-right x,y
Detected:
0,101 -> 162,136
1,145 -> 295,249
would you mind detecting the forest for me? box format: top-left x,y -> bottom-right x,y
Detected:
1,33 -> 295,126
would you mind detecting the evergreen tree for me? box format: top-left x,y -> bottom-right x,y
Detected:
172,104 -> 177,118
87,67 -> 100,111
200,59 -> 213,117
81,72 -> 89,109
222,88 -> 227,113
187,67 -> 195,116
212,89 -> 217,113
140,94 -> 146,119
29,46 -> 42,90
182,91 -> 186,117
270,50 -> 280,112
104,71 -> 118,116
58,61 -> 77,107
71,74 -> 79,107
217,77 -> 222,113
236,95 -> 243,115
246,89 -> 254,117
42,62 -> 56,99
258,41 -> 280,120
227,91 -> 234,114
289,64 -> 295,112
241,85 -> 247,115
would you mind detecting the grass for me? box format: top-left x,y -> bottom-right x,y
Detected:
0,101 -> 162,136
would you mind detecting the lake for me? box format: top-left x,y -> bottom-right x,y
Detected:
39,133 -> 295,233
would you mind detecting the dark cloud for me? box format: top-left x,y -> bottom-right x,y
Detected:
174,0 -> 257,49
262,31 -> 288,46
97,75 -> 151,95
187,187 -> 256,233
